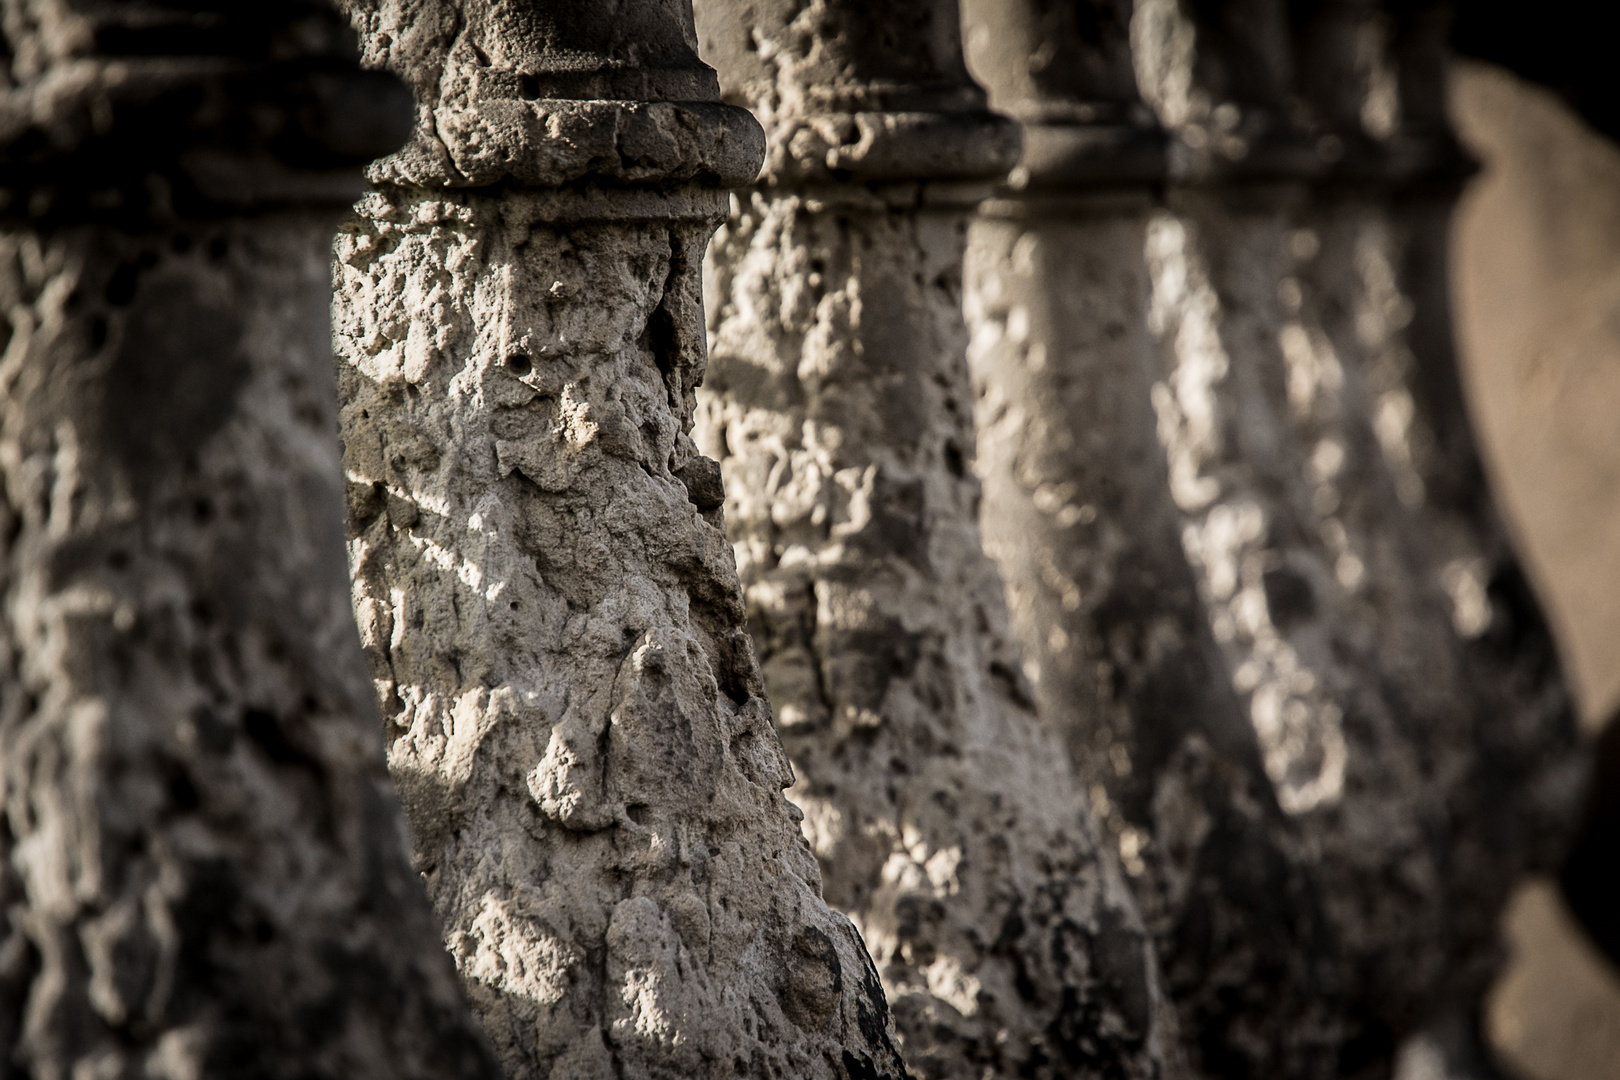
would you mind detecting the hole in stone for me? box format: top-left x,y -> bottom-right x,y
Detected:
519,74 -> 541,101
505,352 -> 532,376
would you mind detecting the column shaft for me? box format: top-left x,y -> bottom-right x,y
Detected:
333,2 -> 910,1076
1138,0 -> 1581,1065
0,3 -> 496,1077
695,2 -> 1176,1076
962,1 -> 1352,1076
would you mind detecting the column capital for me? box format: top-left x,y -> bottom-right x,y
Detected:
695,0 -> 1018,187
1134,0 -> 1323,185
962,0 -> 1165,194
1288,0 -> 1474,193
0,1 -> 412,221
351,0 -> 765,191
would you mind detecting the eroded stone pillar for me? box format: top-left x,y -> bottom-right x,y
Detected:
1291,3 -> 1587,1068
960,2 -> 1352,1076
332,3 -> 909,1077
0,3 -> 498,1077
1131,0 -> 1582,1069
691,2 -> 1175,1077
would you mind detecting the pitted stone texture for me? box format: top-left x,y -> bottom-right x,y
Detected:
695,192 -> 1174,1080
0,215 -> 496,1080
339,0 -> 764,190
964,214 -> 1352,1079
332,186 -> 907,1080
1140,196 -> 1583,1045
691,0 -> 1018,184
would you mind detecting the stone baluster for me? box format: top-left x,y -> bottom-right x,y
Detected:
1289,1 -> 1586,1070
691,1 -> 1177,1076
330,2 -> 909,1076
0,3 -> 498,1076
959,1 -> 1359,1076
1132,0 -> 1582,1071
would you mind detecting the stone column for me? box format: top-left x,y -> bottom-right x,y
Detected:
0,3 -> 497,1077
331,3 -> 909,1077
691,2 -> 1175,1077
959,2 -> 1353,1077
1133,0 -> 1582,1069
1292,2 -> 1587,1068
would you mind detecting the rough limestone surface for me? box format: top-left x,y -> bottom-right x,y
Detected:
0,215 -> 497,1080
1130,0 -> 1584,1060
692,2 -> 1175,1077
0,4 -> 497,1078
958,3 -> 1355,1075
332,3 -> 909,1078
963,215 -> 1350,1079
698,193 -> 1173,1080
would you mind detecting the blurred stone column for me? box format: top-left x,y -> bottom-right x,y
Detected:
331,2 -> 909,1077
960,1 -> 1353,1076
691,1 -> 1176,1076
0,3 -> 498,1077
1289,2 -> 1588,1070
1131,0 -> 1583,1071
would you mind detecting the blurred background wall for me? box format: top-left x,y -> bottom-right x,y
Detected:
1449,57 -> 1620,1080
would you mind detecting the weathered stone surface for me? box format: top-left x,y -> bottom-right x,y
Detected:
333,3 -> 909,1077
695,0 -> 1018,186
345,0 -> 764,190
0,5 -> 497,1077
964,1 -> 1586,1076
961,3 -> 1351,1077
698,192 -> 1172,1080
1133,0 -> 1581,1066
694,3 -> 1177,1077
964,194 -> 1355,1080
